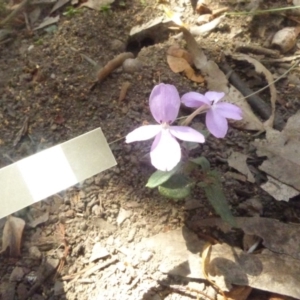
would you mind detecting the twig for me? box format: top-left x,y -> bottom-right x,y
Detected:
235,44 -> 280,58
90,52 -> 134,90
159,281 -> 215,300
119,81 -> 131,101
0,0 -> 31,26
61,256 -> 118,281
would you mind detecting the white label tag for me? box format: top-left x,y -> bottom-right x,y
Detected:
0,128 -> 116,218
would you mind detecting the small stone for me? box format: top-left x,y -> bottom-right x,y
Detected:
140,251 -> 153,262
92,204 -> 102,216
65,210 -> 75,218
122,58 -> 143,73
106,235 -> 114,246
127,228 -> 137,242
54,281 -> 65,296
110,39 -> 125,52
28,246 -> 42,260
89,243 -> 109,262
117,208 -> 133,226
10,267 -> 25,282
80,222 -> 88,231
117,262 -> 126,272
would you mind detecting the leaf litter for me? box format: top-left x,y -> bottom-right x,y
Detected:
191,217 -> 300,298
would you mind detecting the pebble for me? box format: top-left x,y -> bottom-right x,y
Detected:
127,227 -> 137,242
122,58 -> 143,73
28,246 -> 42,260
117,262 -> 126,272
106,235 -> 114,246
65,210 -> 75,218
110,39 -> 126,52
117,208 -> 133,226
92,204 -> 102,216
140,251 -> 153,262
10,267 -> 25,282
54,280 -> 65,296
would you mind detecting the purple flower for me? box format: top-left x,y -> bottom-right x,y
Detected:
181,91 -> 242,138
126,83 -> 205,171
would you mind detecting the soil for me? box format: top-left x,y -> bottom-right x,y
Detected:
1,0 -> 300,299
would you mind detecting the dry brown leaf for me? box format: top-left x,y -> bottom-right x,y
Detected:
167,46 -> 204,83
167,46 -> 193,64
228,151 -> 255,183
1,216 -> 25,257
230,53 -> 277,129
167,55 -> 188,73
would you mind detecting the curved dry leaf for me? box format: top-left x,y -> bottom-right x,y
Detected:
167,55 -> 204,83
228,151 -> 255,183
231,53 -> 277,129
1,216 -> 25,257
167,55 -> 188,73
182,28 -> 264,131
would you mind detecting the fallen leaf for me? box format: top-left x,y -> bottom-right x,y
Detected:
228,151 -> 255,183
191,217 -> 300,260
230,53 -> 277,128
0,216 -> 25,257
81,0 -> 114,10
167,46 -> 204,83
182,28 -> 264,132
253,111 -> 300,191
261,175 -> 299,201
50,0 -> 70,13
34,16 -> 60,30
207,243 -> 300,299
28,212 -> 49,228
89,242 -> 109,262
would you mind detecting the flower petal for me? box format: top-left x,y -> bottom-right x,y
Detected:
206,109 -> 228,138
149,83 -> 180,124
205,91 -> 225,104
215,102 -> 243,120
181,92 -> 211,108
150,130 -> 181,171
126,125 -> 161,143
170,126 -> 205,143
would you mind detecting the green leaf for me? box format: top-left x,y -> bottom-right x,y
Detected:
189,156 -> 210,172
199,171 -> 237,227
158,174 -> 191,200
146,164 -> 180,188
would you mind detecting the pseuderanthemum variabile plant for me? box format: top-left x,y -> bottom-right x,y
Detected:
126,83 -> 205,171
181,91 -> 243,138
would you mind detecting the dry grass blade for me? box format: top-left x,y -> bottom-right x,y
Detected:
202,243 -> 228,300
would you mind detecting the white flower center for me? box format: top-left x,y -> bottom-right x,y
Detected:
161,122 -> 170,130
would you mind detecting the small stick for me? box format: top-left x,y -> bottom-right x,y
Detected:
61,256 -> 118,280
90,52 -> 134,90
0,0 -> 31,26
118,81 -> 131,101
235,43 -> 280,58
